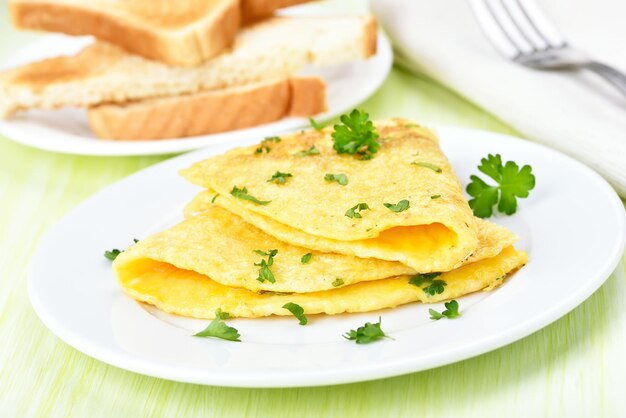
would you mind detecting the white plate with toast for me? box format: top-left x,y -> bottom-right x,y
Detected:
0,10 -> 392,156
28,127 -> 626,387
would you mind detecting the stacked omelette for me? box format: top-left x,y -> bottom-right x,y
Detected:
113,118 -> 528,319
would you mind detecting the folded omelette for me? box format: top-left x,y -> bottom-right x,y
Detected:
180,120 -> 480,272
113,205 -> 527,319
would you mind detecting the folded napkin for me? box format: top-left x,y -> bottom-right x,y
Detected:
371,0 -> 626,197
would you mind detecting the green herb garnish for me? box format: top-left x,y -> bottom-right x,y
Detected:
331,109 -> 380,160
429,300 -> 460,320
267,171 -> 292,185
332,278 -> 344,287
309,117 -> 325,131
383,199 -> 410,212
409,272 -> 447,296
283,302 -> 308,325
254,249 -> 278,283
345,203 -> 370,219
211,193 -> 220,203
343,317 -> 389,344
254,137 -> 281,154
104,239 -> 138,261
430,195 -> 441,200
412,162 -> 442,173
324,173 -> 348,186
466,154 -> 535,218
254,145 -> 270,154
193,308 -> 241,341
230,186 -> 271,205
264,136 -> 281,143
294,145 -> 320,157
301,253 -> 312,264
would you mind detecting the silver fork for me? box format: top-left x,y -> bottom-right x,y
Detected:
470,0 -> 626,98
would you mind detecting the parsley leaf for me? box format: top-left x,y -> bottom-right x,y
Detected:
343,317 -> 389,344
345,203 -> 370,219
430,194 -> 441,200
412,161 -> 442,173
104,249 -> 121,261
383,199 -> 410,212
194,309 -> 241,341
429,300 -> 460,320
211,193 -> 220,203
267,171 -> 293,185
309,117 -> 325,131
466,154 -> 535,218
294,145 -> 320,157
104,238 -> 139,261
254,249 -> 278,283
324,173 -> 349,186
332,278 -> 344,287
409,272 -> 447,295
230,186 -> 271,205
282,302 -> 308,325
254,137 -> 281,154
331,109 -> 380,159
301,253 -> 312,264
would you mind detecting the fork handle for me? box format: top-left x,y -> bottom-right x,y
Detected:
582,61 -> 626,98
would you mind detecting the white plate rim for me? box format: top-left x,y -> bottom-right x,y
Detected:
27,127 -> 626,387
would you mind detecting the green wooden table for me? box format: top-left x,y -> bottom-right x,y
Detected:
1,4 -> 625,417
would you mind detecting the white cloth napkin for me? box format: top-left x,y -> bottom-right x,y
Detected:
371,0 -> 626,197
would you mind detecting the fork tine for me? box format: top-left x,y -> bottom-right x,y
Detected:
469,0 -> 534,57
513,0 -> 567,48
500,0 -> 548,51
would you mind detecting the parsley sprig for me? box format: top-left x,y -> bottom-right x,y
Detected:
193,309 -> 241,341
466,154 -> 535,218
429,300 -> 460,320
283,302 -> 308,325
383,199 -> 410,212
345,203 -> 370,219
104,239 -> 138,261
409,272 -> 447,296
254,249 -> 278,283
331,109 -> 380,160
343,317 -> 390,344
230,186 -> 271,205
267,171 -> 292,185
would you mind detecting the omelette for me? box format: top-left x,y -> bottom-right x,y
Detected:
113,204 -> 527,318
180,120 -> 480,272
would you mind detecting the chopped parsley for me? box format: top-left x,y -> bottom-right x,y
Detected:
466,154 -> 535,218
254,249 -> 278,283
104,249 -> 121,261
301,253 -> 312,264
254,137 -> 281,154
409,272 -> 447,296
430,194 -> 441,200
211,193 -> 220,203
309,117 -> 325,131
345,203 -> 370,219
343,317 -> 389,344
324,173 -> 348,186
331,109 -> 380,160
429,300 -> 460,320
332,278 -> 344,287
383,199 -> 410,212
104,238 -> 138,261
267,171 -> 293,185
193,308 -> 241,341
264,136 -> 281,143
293,145 -> 320,157
230,186 -> 271,205
282,302 -> 308,325
412,161 -> 442,173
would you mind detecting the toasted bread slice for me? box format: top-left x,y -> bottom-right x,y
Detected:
241,0 -> 312,23
87,76 -> 326,140
10,0 -> 241,66
0,16 -> 377,118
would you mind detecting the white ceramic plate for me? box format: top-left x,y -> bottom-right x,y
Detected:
28,127 -> 626,387
0,10 -> 392,156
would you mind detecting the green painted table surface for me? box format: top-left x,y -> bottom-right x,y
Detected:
1,3 -> 625,418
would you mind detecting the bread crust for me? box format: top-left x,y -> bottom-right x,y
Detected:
10,0 -> 240,66
88,76 -> 326,140
241,0 -> 311,24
